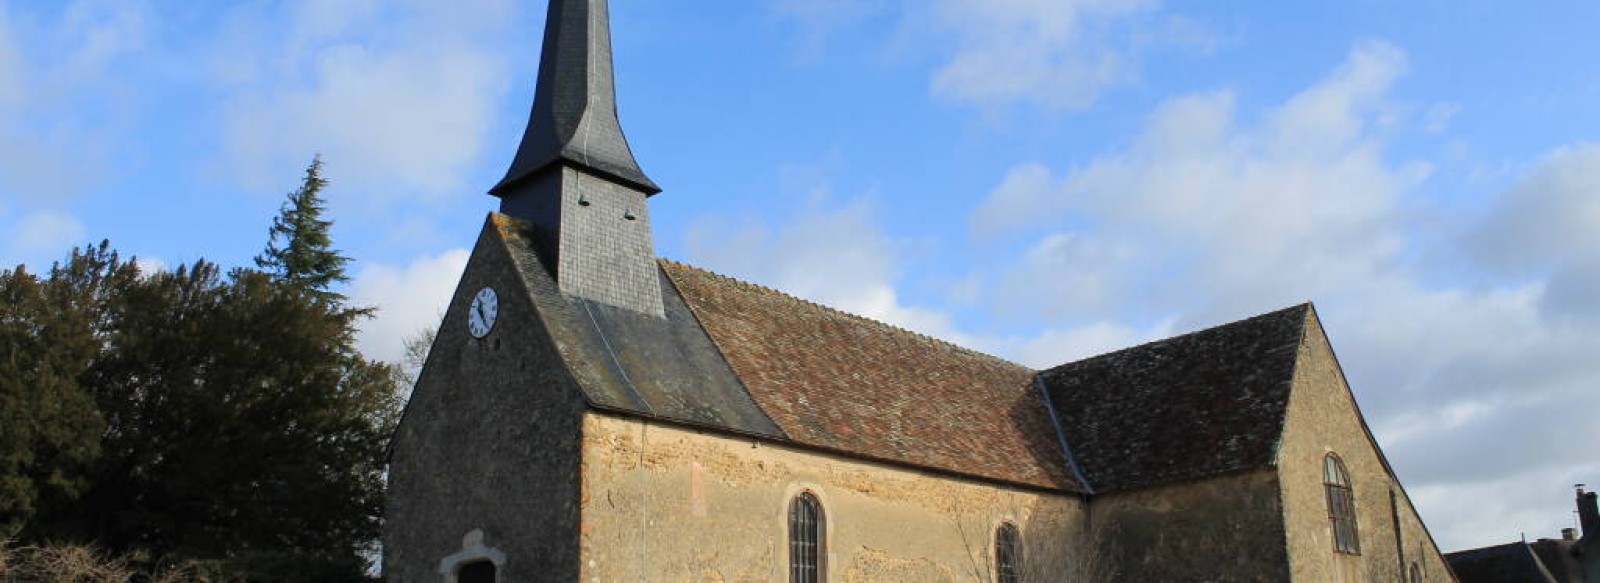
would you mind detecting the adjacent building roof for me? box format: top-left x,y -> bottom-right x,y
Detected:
1037,305 -> 1310,492
1528,539 -> 1584,583
1447,542 -> 1560,583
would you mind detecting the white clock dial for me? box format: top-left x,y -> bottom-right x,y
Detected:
467,286 -> 499,339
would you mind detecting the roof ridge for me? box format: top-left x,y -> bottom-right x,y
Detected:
1449,541 -> 1528,553
658,258 -> 1031,371
1040,302 -> 1312,375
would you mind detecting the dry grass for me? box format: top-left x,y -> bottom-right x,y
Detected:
0,542 -> 223,583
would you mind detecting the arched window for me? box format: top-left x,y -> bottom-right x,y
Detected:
1324,454 -> 1361,554
438,529 -> 503,583
458,560 -> 496,583
790,492 -> 825,583
995,522 -> 1021,583
1408,563 -> 1423,582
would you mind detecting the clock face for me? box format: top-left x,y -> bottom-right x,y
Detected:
467,286 -> 499,339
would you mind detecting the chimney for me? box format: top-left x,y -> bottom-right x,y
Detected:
1579,485 -> 1599,539
1564,528 -> 1579,541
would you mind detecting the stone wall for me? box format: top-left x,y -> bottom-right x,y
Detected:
579,411 -> 1091,583
1087,469 -> 1290,582
385,220 -> 588,583
1277,314 -> 1456,582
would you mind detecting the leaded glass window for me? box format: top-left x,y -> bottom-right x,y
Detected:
790,492 -> 824,583
1325,454 -> 1361,554
996,522 -> 1021,583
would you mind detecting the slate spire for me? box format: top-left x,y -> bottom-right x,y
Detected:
489,0 -> 665,318
492,0 -> 659,197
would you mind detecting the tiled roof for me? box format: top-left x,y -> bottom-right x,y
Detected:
498,213 -> 1323,495
662,261 -> 1083,492
1447,542 -> 1559,583
1037,305 -> 1311,492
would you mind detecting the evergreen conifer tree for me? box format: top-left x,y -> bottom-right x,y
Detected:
255,156 -> 350,304
0,159 -> 401,580
0,259 -> 107,539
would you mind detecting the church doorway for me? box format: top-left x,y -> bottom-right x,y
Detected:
458,560 -> 496,583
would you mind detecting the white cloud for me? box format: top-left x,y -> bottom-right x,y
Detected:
994,232 -> 1140,321
956,40 -> 1600,549
1266,39 -> 1408,158
922,0 -> 1161,112
771,0 -> 887,58
210,0 -> 516,198
132,255 -> 167,275
57,0 -> 148,80
682,192 -> 1186,371
1423,103 -> 1461,134
1412,464 -> 1600,552
349,249 -> 470,364
0,0 -> 147,205
969,162 -> 1056,237
686,196 -> 967,343
972,41 -> 1427,322
1469,143 -> 1600,321
3,210 -> 88,267
990,318 -> 1172,369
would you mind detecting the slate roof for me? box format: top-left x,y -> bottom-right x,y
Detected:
495,217 -> 781,436
1037,305 -> 1311,493
1528,539 -> 1584,582
493,0 -> 659,196
1447,542 -> 1559,583
662,261 -> 1082,492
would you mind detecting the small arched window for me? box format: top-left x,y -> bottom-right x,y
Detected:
995,522 -> 1021,583
458,560 -> 496,583
790,492 -> 825,583
1324,454 -> 1361,554
1409,563 -> 1423,582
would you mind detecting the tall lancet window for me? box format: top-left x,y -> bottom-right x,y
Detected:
1324,454 -> 1361,554
995,522 -> 1022,583
789,492 -> 825,583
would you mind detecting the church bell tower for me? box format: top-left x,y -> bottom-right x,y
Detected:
491,0 -> 664,317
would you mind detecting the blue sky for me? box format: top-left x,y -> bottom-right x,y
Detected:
2,0 -> 1597,552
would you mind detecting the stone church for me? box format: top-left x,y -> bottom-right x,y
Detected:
384,1 -> 1458,581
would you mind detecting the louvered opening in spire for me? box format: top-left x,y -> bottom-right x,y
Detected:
492,0 -> 659,197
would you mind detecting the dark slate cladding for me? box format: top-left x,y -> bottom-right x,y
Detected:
662,261 -> 1082,492
1528,539 -> 1584,582
1038,305 -> 1311,493
1447,542 -> 1560,583
494,215 -> 780,436
493,0 -> 659,197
